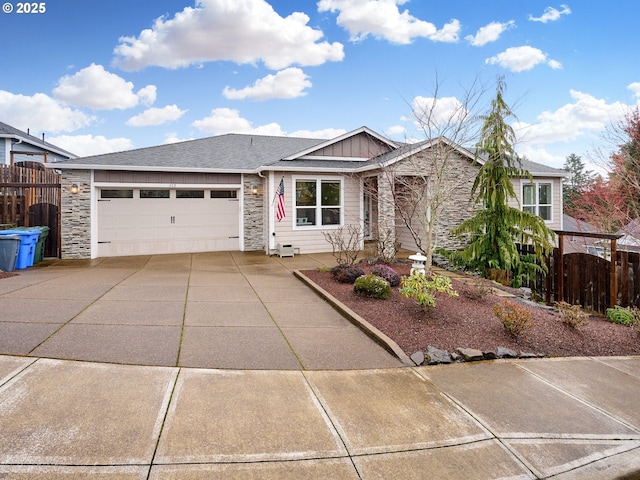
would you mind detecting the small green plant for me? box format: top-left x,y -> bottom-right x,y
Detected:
606,305 -> 640,326
330,264 -> 365,284
493,300 -> 534,337
400,272 -> 458,308
555,301 -> 589,329
353,274 -> 391,299
371,264 -> 401,287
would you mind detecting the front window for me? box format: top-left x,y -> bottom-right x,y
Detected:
295,178 -> 342,227
523,182 -> 552,221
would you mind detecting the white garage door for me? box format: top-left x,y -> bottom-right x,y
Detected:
97,188 -> 240,257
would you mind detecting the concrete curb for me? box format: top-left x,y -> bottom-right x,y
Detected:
294,270 -> 416,367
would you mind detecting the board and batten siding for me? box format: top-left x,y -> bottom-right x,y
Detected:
271,173 -> 362,254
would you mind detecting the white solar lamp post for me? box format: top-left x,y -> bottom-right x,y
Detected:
409,252 -> 427,275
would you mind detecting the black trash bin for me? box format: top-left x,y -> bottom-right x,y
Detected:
0,235 -> 22,272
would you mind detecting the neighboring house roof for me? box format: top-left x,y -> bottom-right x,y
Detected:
48,126 -> 565,178
562,214 -> 599,234
0,121 -> 77,159
616,218 -> 640,248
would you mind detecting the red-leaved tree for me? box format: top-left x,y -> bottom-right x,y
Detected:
566,176 -> 631,233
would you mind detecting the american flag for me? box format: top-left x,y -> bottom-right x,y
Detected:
275,178 -> 286,222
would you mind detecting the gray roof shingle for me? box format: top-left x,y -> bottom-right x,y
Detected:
54,133 -> 324,171
51,130 -> 566,177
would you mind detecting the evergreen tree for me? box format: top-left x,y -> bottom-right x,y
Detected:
453,78 -> 555,286
562,153 -> 595,210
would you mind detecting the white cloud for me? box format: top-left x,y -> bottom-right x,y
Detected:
547,59 -> 563,70
192,108 -> 286,136
47,134 -> 134,157
412,95 -> 468,128
223,68 -> 312,101
0,90 -> 94,133
137,85 -> 158,106
528,4 -> 571,23
289,128 -> 346,139
628,82 -> 640,99
126,105 -> 187,127
485,45 -> 561,72
163,132 -> 194,144
385,125 -> 407,137
53,64 -> 156,110
516,144 -> 566,169
113,0 -> 344,71
514,90 -> 627,145
465,20 -> 515,47
317,0 -> 460,44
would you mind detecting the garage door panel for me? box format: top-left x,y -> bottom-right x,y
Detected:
97,191 -> 240,257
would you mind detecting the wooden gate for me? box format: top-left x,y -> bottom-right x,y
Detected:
0,164 -> 61,258
521,239 -> 640,314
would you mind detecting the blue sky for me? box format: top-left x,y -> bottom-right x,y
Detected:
1,0 -> 638,171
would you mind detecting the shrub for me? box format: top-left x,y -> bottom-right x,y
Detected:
400,272 -> 458,309
493,300 -> 534,337
330,264 -> 365,284
461,282 -> 493,301
323,225 -> 363,265
606,305 -> 640,326
555,301 -> 589,329
353,274 -> 391,299
486,268 -> 512,286
371,264 -> 401,287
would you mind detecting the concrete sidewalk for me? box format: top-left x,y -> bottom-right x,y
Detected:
1,252 -> 640,478
0,356 -> 639,478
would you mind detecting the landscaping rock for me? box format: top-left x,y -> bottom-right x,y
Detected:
410,351 -> 425,366
482,350 -> 497,360
496,346 -> 518,358
457,348 -> 484,362
424,346 -> 452,365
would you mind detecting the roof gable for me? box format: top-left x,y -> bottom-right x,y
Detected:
357,136 -> 565,177
283,126 -> 396,161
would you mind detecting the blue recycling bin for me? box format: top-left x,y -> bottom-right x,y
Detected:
0,229 -> 40,269
0,235 -> 21,272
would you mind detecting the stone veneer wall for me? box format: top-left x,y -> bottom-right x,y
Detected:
60,170 -> 92,259
391,149 -> 481,252
243,174 -> 265,251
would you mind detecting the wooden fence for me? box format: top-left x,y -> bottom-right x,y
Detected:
520,244 -> 640,313
0,164 -> 61,258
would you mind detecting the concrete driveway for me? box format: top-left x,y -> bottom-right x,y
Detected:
0,251 -> 402,370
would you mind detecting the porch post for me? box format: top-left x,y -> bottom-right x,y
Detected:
377,172 -> 396,259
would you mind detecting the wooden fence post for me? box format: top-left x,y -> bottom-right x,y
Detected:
610,238 -> 617,308
557,233 -> 564,304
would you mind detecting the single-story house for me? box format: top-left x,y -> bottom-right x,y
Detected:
0,122 -> 76,165
47,126 -> 565,260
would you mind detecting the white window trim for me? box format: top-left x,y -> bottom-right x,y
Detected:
521,180 -> 553,223
292,175 -> 344,230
